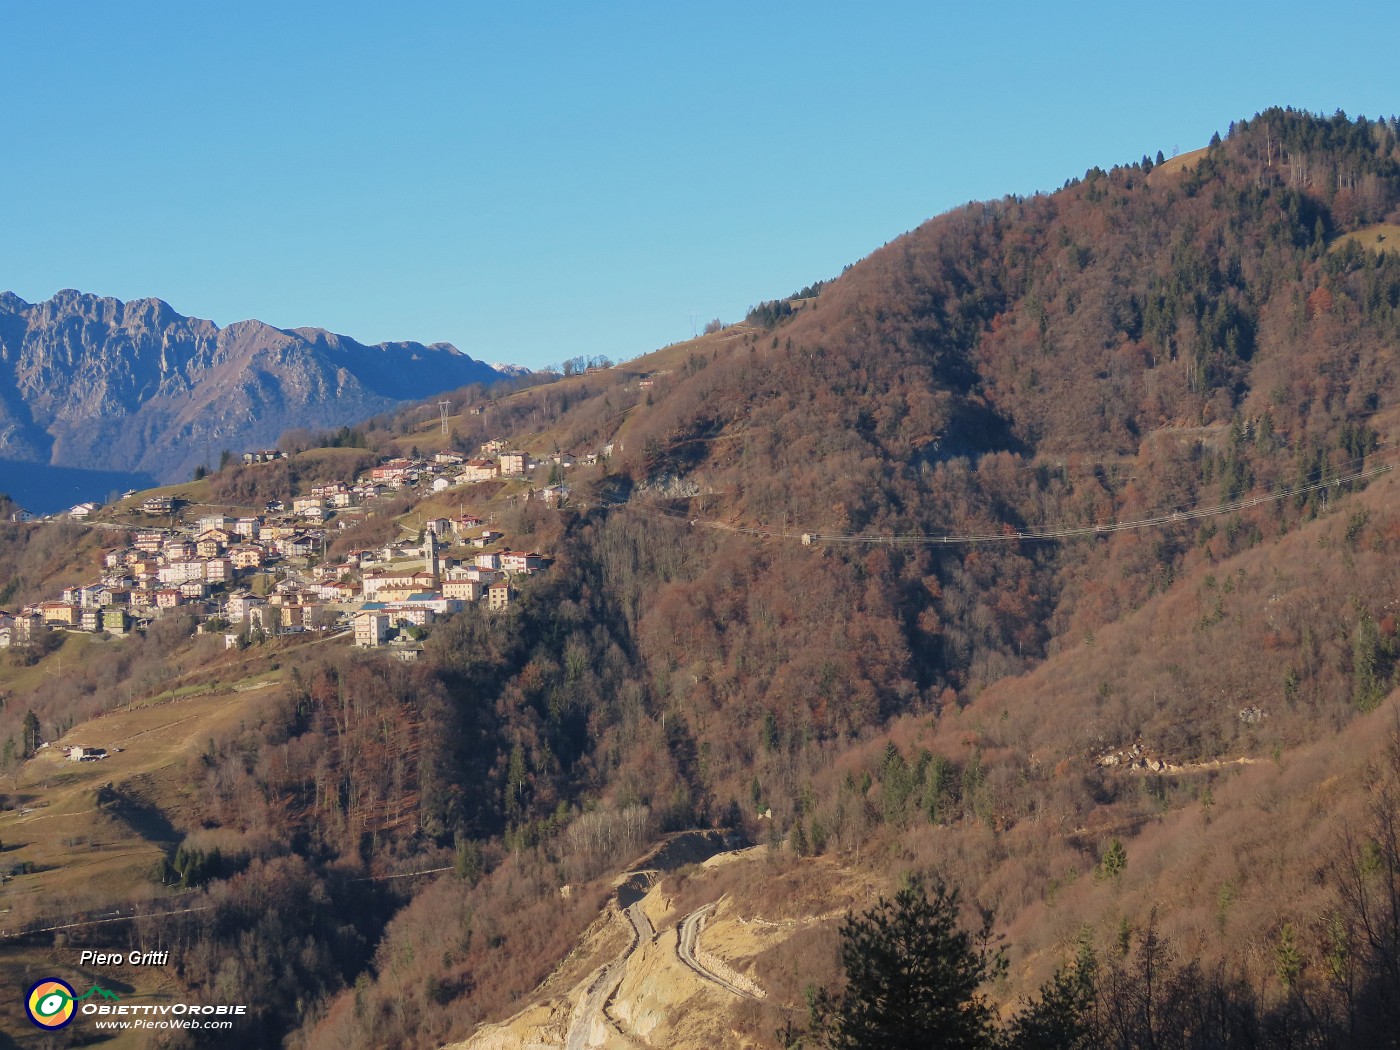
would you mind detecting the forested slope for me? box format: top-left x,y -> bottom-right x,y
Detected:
6,108 -> 1400,1049
286,107 -> 1400,1049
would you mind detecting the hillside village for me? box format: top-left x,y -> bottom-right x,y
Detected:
6,109 -> 1400,1050
0,439 -> 586,660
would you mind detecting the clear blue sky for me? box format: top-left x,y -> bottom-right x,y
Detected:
1,1 -> 1397,370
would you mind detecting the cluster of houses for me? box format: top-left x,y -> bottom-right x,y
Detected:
9,435 -> 617,525
1,437 -> 578,658
374,438 -> 606,508
348,528 -> 549,654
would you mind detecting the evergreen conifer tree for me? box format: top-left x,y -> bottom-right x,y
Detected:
808,875 -> 1003,1049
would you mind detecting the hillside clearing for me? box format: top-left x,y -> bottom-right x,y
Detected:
1330,221 -> 1400,254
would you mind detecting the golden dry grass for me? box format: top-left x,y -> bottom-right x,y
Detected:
1148,145 -> 1208,181
104,475 -> 214,513
0,632 -> 364,1045
1329,222 -> 1400,254
0,670 -> 287,1045
0,632 -> 104,696
1,677 -> 282,919
383,323 -> 752,464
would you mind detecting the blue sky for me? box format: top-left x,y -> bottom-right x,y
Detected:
1,1 -> 1397,370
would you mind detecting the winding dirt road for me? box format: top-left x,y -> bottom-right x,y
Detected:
676,902 -> 765,1000
564,878 -> 655,1050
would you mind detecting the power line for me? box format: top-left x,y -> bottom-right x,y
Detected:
2,862 -> 458,940
591,447 -> 1396,548
2,904 -> 213,939
353,864 -> 452,882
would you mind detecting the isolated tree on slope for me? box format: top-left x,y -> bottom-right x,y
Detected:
807,874 -> 1003,1050
21,709 -> 40,757
801,874 -> 1099,1050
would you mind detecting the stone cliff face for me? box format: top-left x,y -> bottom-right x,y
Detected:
0,290 -> 511,483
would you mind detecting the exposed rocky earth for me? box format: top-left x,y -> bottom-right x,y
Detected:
447,836 -> 795,1050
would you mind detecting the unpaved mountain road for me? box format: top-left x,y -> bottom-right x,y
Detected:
564,876 -> 656,1050
676,902 -> 765,1000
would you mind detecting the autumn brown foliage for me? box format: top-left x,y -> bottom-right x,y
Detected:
15,109 -> 1400,1050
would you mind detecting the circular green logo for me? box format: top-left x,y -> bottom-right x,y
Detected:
26,978 -> 77,1029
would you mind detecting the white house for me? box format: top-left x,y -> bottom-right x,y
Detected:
354,610 -> 391,647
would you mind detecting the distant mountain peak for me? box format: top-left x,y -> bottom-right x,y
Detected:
0,290 -> 519,487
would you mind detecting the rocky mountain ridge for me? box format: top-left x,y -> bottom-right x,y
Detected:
0,289 -> 514,488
